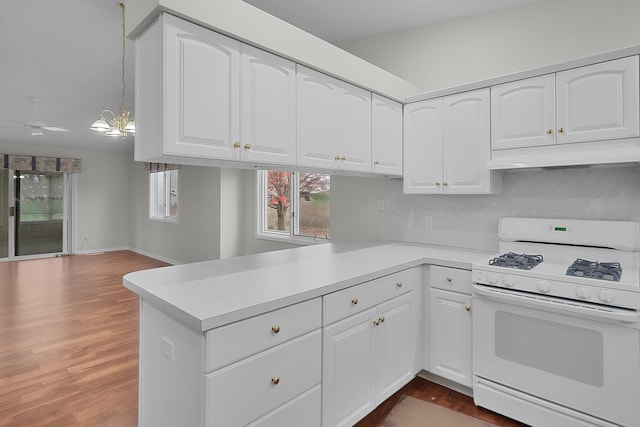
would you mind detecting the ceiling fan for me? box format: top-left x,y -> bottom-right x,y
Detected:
0,97 -> 70,136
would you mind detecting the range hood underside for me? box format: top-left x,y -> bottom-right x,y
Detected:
486,138 -> 640,171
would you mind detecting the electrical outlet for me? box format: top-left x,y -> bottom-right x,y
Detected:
161,336 -> 175,361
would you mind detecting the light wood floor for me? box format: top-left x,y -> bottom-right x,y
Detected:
0,251 -> 526,426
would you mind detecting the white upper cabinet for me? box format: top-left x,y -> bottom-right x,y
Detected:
492,56 -> 639,151
371,94 -> 403,176
163,15 -> 240,159
404,89 -> 499,194
297,65 -> 372,172
240,44 -> 296,165
135,14 -> 240,164
491,74 -> 556,150
556,56 -> 639,144
443,89 -> 493,194
403,99 -> 443,194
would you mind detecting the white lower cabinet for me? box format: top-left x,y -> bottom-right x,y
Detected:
429,266 -> 472,387
206,330 -> 321,426
322,268 -> 420,427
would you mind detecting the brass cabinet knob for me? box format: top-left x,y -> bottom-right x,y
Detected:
244,143 -> 251,150
558,127 -> 565,133
374,160 -> 380,165
334,155 -> 341,161
271,325 -> 281,334
443,182 -> 448,186
547,129 -> 553,134
233,142 -> 241,148
271,376 -> 280,385
373,319 -> 380,326
340,156 -> 346,161
396,282 -> 403,288
379,316 -> 385,323
465,305 -> 471,312
435,182 -> 441,186
351,298 -> 359,305
446,277 -> 453,283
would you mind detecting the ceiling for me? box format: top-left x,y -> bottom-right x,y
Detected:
0,0 -> 543,154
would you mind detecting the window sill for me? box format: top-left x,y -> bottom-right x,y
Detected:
256,232 -> 330,246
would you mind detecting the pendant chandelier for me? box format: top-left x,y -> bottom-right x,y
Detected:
90,2 -> 135,138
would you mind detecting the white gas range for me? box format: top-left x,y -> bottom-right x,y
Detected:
471,218 -> 640,427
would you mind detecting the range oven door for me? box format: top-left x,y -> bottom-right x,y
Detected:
472,284 -> 640,427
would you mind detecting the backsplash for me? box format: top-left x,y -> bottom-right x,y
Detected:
389,166 -> 640,251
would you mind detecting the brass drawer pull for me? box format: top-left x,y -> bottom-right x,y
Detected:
244,143 -> 251,150
271,376 -> 280,385
373,319 -> 380,326
465,305 -> 471,312
351,298 -> 359,305
233,142 -> 241,148
271,325 -> 281,334
379,316 -> 385,323
446,277 -> 453,283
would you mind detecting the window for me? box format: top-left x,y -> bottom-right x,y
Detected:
149,170 -> 178,222
258,170 -> 330,243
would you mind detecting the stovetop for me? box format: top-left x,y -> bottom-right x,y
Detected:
489,252 -> 544,270
566,259 -> 622,282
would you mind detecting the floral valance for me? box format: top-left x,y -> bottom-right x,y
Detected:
1,154 -> 82,173
144,162 -> 181,172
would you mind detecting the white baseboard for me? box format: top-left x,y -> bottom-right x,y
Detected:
128,247 -> 181,265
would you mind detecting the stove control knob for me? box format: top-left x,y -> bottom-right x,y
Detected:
598,289 -> 615,304
537,280 -> 551,293
487,273 -> 498,285
575,286 -> 592,300
502,275 -> 516,288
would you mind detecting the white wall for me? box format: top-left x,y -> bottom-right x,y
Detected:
338,0 -> 640,93
330,175 -> 391,242
0,142 -> 130,254
128,161 -> 221,264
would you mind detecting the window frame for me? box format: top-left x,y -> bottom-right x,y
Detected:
149,169 -> 179,224
256,170 -> 330,245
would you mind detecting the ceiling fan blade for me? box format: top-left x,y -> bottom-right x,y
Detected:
42,126 -> 70,132
0,121 -> 30,129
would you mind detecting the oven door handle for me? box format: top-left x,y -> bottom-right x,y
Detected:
472,284 -> 640,323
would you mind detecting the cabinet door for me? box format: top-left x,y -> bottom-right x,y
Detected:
556,55 -> 640,144
403,99 -> 443,194
375,292 -> 415,403
240,45 -> 296,165
297,66 -> 340,169
443,89 -> 491,194
322,308 -> 376,427
429,289 -> 472,387
372,94 -> 403,176
491,74 -> 556,150
338,83 -> 372,172
163,15 -> 239,159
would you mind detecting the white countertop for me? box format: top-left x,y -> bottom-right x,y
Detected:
123,241 -> 492,331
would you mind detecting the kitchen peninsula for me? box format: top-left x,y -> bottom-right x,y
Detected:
124,242 -> 489,426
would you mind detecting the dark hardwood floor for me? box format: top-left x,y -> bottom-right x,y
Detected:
0,251 -> 526,426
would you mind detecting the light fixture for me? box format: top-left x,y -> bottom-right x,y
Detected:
90,2 -> 135,139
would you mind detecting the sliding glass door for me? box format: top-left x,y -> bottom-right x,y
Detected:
0,169 -> 70,259
0,169 -> 8,258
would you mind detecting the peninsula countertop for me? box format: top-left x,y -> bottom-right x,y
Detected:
123,241 -> 492,332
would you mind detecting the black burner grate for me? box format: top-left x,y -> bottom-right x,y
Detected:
489,252 -> 544,270
566,259 -> 622,282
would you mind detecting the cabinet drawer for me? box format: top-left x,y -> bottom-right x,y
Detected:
430,265 -> 472,294
205,330 -> 321,427
206,298 -> 321,372
248,384 -> 321,427
323,268 -> 418,326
